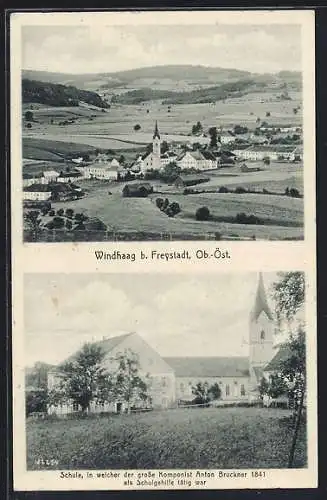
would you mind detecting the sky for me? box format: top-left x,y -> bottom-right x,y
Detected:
23,272 -> 284,367
21,24 -> 302,74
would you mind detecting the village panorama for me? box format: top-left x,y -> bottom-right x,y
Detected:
22,65 -> 304,242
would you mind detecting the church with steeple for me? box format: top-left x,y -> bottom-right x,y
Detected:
46,274 -> 281,415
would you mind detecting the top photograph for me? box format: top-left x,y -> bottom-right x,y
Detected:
17,12 -> 311,242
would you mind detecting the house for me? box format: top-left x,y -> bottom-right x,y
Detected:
259,124 -> 301,134
23,184 -> 52,201
122,182 -> 153,197
22,173 -> 42,187
43,274 -> 285,416
232,145 -> 300,162
43,170 -> 60,183
77,163 -> 118,181
47,332 -> 176,415
174,174 -> 210,189
165,357 -> 250,402
240,163 -> 262,173
57,171 -> 83,183
176,150 -> 217,171
219,132 -> 236,145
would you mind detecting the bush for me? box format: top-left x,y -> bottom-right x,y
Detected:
52,216 -> 65,229
156,198 -> 164,210
134,124 -> 141,131
195,206 -> 210,221
65,208 -> 74,218
49,210 -> 55,217
57,208 -> 64,216
218,186 -> 229,193
66,219 -> 73,230
235,187 -> 247,194
235,212 -> 261,225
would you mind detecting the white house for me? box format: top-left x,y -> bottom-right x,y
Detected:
177,150 -> 217,171
43,170 -> 60,183
23,184 -> 52,201
232,145 -> 300,162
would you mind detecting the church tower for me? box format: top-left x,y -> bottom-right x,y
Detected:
249,273 -> 275,377
152,121 -> 161,170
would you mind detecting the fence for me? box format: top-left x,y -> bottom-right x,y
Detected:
24,229 -> 247,243
23,229 -> 296,243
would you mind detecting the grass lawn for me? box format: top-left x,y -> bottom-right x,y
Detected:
172,192 -> 303,227
26,407 -> 307,470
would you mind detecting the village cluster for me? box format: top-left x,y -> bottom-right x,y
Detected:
22,120 -> 303,203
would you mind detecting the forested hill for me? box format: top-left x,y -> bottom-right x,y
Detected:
22,79 -> 109,108
111,78 -> 261,105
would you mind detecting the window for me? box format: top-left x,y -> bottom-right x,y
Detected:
72,402 -> 79,411
225,384 -> 230,397
260,330 -> 265,340
180,383 -> 185,392
162,377 -> 167,387
241,384 -> 246,396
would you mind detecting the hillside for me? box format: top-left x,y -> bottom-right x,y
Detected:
111,78 -> 261,105
22,66 -> 302,92
22,79 -> 110,108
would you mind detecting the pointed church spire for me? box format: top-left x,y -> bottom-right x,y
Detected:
250,273 -> 273,321
153,120 -> 160,140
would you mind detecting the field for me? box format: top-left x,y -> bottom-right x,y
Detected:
26,407 -> 307,470
173,193 -> 303,227
40,180 -> 303,241
23,89 -> 302,144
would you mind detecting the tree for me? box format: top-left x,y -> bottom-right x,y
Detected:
208,382 -> 221,401
191,121 -> 202,135
208,127 -> 218,149
26,389 -> 48,416
112,350 -> 149,414
192,382 -> 210,405
65,219 -> 73,230
272,272 -> 306,467
24,210 -> 41,233
57,208 -> 64,216
59,343 -> 113,413
51,216 -> 65,229
195,206 -> 210,221
134,124 -> 141,131
65,208 -> 74,218
263,156 -> 270,166
161,141 -> 169,154
25,110 -> 34,122
266,111 -> 271,117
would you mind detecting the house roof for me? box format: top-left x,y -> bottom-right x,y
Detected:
245,145 -> 297,153
23,184 -> 52,192
43,170 -> 59,176
250,273 -> 274,322
58,332 -> 134,369
163,357 -> 250,378
58,171 -> 82,178
264,345 -> 292,372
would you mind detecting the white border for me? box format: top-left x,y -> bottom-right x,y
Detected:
10,9 -> 317,491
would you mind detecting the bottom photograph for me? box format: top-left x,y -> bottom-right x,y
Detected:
23,271 -> 308,473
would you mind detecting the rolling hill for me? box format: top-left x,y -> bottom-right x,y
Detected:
22,79 -> 110,108
22,65 -> 302,92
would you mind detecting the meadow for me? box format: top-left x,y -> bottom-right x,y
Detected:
40,180 -> 303,241
26,407 -> 307,470
23,89 -> 302,144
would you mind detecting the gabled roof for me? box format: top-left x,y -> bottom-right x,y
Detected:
23,184 -> 52,192
163,357 -> 249,378
264,344 -> 292,372
250,273 -> 274,322
58,332 -> 135,369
